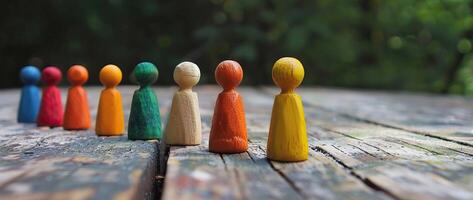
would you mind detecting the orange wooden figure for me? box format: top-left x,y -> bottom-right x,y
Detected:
95,64 -> 125,136
63,65 -> 91,130
209,60 -> 248,153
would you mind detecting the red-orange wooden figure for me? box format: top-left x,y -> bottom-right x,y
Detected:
209,60 -> 248,153
37,66 -> 63,127
63,65 -> 91,130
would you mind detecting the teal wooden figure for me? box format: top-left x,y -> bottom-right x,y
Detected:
128,62 -> 162,140
18,66 -> 41,123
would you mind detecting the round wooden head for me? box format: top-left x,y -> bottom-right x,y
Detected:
20,66 -> 41,85
272,57 -> 304,93
133,62 -> 158,87
42,66 -> 62,86
67,65 -> 88,86
100,64 -> 122,88
215,60 -> 243,91
174,61 -> 200,90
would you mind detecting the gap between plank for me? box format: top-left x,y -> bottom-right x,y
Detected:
219,153 -> 250,200
156,141 -> 167,199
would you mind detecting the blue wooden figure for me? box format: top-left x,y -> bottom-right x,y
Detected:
18,66 -> 41,123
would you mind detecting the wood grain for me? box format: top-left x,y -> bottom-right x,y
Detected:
1,87 -> 159,200
294,87 -> 473,146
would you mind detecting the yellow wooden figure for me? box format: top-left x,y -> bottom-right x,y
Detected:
95,64 -> 125,136
267,57 -> 308,162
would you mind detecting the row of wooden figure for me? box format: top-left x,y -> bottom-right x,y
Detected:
17,57 -> 308,162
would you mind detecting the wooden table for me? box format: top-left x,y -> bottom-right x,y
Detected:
1,86 -> 473,200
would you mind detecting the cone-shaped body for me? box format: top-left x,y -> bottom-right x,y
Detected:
64,86 -> 90,130
96,88 -> 124,135
209,91 -> 247,153
96,65 -> 124,136
128,62 -> 162,140
164,91 -> 201,145
128,87 -> 162,140
267,93 -> 308,161
37,86 -> 63,127
18,85 -> 40,123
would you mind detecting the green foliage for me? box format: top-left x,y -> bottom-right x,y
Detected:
1,0 -> 473,95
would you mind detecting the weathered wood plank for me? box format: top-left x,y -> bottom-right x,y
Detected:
162,87 -> 393,199
250,139 -> 391,200
288,87 -> 473,146
260,87 -> 473,199
308,109 -> 473,199
240,88 -> 393,200
3,86 -> 473,200
161,95 -> 243,199
221,148 -> 304,200
0,129 -> 158,200
163,87 -> 304,199
0,86 -> 178,200
162,145 -> 243,200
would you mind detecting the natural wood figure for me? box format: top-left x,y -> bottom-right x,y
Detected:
128,62 -> 162,140
37,66 -> 64,127
95,64 -> 124,136
63,65 -> 91,130
18,66 -> 41,123
267,57 -> 308,162
209,60 -> 248,153
164,61 -> 202,145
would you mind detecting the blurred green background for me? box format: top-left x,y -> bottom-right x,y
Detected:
2,0 -> 473,94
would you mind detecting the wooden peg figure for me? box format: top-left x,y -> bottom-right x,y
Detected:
18,66 -> 41,123
164,61 -> 201,145
267,57 -> 308,162
209,60 -> 248,153
37,66 -> 64,127
95,65 -> 124,136
63,65 -> 91,130
128,62 -> 162,140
